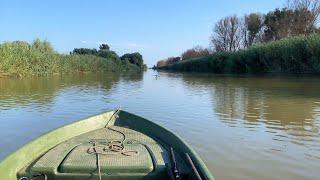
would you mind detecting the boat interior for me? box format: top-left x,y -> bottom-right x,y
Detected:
17,125 -> 199,180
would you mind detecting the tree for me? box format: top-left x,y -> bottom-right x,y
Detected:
71,48 -> 98,55
228,15 -> 242,51
263,1 -> 320,42
211,18 -> 229,52
156,60 -> 167,67
99,44 -> 110,51
243,13 -> 264,47
181,46 -> 210,60
286,0 -> 320,35
98,50 -> 119,60
211,15 -> 242,52
156,57 -> 180,68
120,52 -> 144,67
263,8 -> 290,41
97,43 -> 118,60
166,57 -> 181,64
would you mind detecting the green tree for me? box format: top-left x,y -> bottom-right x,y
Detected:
120,52 -> 144,67
263,3 -> 319,42
243,13 -> 263,47
71,48 -> 98,55
97,43 -> 119,60
99,44 -> 110,50
98,50 -> 119,60
263,8 -> 289,41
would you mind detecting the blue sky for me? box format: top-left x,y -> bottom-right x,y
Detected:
0,0 -> 284,66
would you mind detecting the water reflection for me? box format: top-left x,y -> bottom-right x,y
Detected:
179,74 -> 320,145
0,72 -> 144,159
0,73 -> 145,110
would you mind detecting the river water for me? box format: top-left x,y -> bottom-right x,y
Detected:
0,70 -> 319,180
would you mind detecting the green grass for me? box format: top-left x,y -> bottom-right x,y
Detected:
0,39 -> 142,77
160,34 -> 320,74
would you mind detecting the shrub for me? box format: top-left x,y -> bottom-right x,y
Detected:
181,46 -> 210,60
120,52 -> 144,67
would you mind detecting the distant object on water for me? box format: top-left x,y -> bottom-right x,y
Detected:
153,74 -> 159,79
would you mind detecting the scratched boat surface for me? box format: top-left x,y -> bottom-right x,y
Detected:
0,110 -> 214,180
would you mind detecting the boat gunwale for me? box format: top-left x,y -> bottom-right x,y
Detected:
0,110 -> 117,180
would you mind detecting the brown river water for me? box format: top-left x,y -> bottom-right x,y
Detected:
0,70 -> 319,180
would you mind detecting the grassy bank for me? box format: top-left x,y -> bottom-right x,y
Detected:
0,39 -> 142,77
159,34 -> 320,74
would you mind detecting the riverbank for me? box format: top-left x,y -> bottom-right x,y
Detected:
0,39 -> 144,77
158,34 -> 320,74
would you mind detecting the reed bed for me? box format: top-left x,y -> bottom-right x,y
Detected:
0,39 -> 140,77
160,34 -> 320,74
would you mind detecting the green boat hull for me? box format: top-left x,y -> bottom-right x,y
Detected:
0,110 -> 214,180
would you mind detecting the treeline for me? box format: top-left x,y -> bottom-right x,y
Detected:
0,39 -> 146,77
211,0 -> 320,52
71,44 -> 145,68
156,0 -> 320,73
156,46 -> 210,68
160,34 -> 320,73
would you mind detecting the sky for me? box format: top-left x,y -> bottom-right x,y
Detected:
0,0 -> 284,66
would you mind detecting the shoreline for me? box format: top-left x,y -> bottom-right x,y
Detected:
155,34 -> 320,75
155,69 -> 320,76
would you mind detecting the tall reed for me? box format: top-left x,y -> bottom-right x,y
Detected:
0,39 -> 141,77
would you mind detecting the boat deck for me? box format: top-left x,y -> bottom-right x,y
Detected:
18,126 -> 189,179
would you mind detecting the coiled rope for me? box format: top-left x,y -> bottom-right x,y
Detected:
87,126 -> 139,179
87,127 -> 139,156
18,173 -> 47,180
